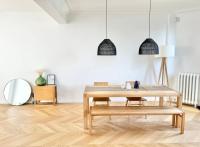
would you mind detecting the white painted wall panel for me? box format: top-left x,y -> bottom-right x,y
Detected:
0,12 -> 172,103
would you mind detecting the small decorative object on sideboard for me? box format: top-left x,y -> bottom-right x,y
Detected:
47,74 -> 56,85
134,81 -> 140,89
35,70 -> 46,86
125,81 -> 132,90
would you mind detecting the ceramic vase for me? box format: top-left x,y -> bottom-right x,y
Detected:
35,74 -> 46,86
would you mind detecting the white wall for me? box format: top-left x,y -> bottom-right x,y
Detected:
0,11 -> 172,103
175,11 -> 200,74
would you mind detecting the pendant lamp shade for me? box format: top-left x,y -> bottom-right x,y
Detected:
97,0 -> 116,56
139,0 -> 159,55
98,39 -> 116,55
139,38 -> 159,54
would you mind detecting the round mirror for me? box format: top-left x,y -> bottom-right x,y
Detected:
4,79 -> 32,105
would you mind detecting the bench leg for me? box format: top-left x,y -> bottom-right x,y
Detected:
177,114 -> 183,128
181,112 -> 185,134
172,114 -> 176,127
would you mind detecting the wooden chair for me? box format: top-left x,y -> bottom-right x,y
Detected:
93,82 -> 110,105
93,82 -> 111,119
126,97 -> 147,106
125,81 -> 147,118
125,81 -> 147,106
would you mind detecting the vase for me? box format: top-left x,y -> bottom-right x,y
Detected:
35,75 -> 46,86
134,81 -> 140,89
126,82 -> 132,90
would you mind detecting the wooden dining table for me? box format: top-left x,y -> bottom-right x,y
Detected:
83,85 -> 182,129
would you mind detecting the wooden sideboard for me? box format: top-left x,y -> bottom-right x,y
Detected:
33,85 -> 57,105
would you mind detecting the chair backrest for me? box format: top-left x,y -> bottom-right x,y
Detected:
93,82 -> 110,100
94,82 -> 108,86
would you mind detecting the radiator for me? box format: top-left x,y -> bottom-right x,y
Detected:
178,72 -> 200,107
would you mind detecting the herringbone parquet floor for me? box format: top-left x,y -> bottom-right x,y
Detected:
0,103 -> 200,147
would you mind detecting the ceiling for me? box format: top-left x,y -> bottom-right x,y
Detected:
68,0 -> 200,13
0,0 -> 200,13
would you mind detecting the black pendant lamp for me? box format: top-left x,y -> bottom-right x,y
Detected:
139,0 -> 159,55
97,0 -> 116,56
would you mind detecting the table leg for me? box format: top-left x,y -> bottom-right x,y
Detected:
159,97 -> 164,107
177,94 -> 182,108
89,111 -> 92,135
176,94 -> 183,128
55,87 -> 58,104
175,115 -> 178,128
83,94 -> 89,129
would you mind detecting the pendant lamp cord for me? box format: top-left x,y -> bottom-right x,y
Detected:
106,0 -> 108,39
149,0 -> 151,38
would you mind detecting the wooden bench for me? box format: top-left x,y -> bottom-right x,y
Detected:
88,106 -> 185,134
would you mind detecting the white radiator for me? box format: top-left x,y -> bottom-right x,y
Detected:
178,72 -> 200,107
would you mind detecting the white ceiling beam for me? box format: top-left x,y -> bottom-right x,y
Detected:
34,0 -> 71,24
